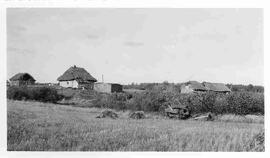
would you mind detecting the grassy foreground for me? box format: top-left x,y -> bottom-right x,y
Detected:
7,100 -> 264,151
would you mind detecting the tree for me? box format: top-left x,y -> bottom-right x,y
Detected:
247,84 -> 254,92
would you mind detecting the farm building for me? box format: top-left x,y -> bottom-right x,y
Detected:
180,81 -> 207,93
94,82 -> 123,93
202,82 -> 231,93
57,65 -> 97,89
9,73 -> 36,86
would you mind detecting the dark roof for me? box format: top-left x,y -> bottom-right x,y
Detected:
185,81 -> 207,91
57,65 -> 97,82
202,82 -> 231,92
10,73 -> 35,81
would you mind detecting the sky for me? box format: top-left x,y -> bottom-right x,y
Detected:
7,8 -> 263,85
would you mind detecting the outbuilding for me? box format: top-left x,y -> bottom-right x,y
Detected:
202,82 -> 231,93
180,81 -> 207,93
9,73 -> 36,86
94,82 -> 123,93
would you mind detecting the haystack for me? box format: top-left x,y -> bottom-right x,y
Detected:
129,111 -> 146,119
96,109 -> 118,119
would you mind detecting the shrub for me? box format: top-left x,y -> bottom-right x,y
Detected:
226,92 -> 264,115
7,86 -> 64,103
93,87 -> 264,115
92,93 -> 128,111
7,86 -> 30,101
127,89 -> 172,112
181,92 -> 264,115
184,92 -> 217,114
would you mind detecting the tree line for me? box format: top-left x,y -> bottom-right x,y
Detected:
123,82 -> 264,93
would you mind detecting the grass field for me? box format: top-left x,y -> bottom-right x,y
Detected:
7,100 -> 264,151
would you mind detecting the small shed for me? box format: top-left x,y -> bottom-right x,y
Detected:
57,65 -> 97,89
180,81 -> 207,93
9,73 -> 35,86
202,82 -> 231,93
94,82 -> 123,93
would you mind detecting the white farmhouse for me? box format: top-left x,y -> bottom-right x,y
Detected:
57,65 -> 97,89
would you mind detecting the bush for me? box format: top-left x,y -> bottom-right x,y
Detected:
92,93 -> 128,111
181,92 -> 264,115
93,86 -> 264,115
126,88 -> 174,112
7,86 -> 64,103
226,92 -> 264,115
184,92 -> 217,114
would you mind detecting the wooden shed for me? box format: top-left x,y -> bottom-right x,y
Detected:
180,81 -> 207,93
9,73 -> 35,86
202,82 -> 231,93
94,83 -> 123,93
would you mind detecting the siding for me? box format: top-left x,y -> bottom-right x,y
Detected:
59,80 -> 79,88
94,83 -> 123,93
78,82 -> 94,90
59,80 -> 95,89
94,83 -> 112,93
10,80 -> 35,86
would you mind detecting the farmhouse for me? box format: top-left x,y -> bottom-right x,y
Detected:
57,65 -> 97,89
9,73 -> 36,86
180,81 -> 207,93
94,82 -> 123,93
202,82 -> 231,93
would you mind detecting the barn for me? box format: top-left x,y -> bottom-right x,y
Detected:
57,65 -> 97,90
202,82 -> 231,93
94,82 -> 123,93
180,81 -> 207,93
9,73 -> 36,86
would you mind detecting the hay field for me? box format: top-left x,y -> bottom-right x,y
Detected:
7,100 -> 264,151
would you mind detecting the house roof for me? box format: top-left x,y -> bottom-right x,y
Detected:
202,82 -> 231,92
57,65 -> 97,82
185,81 -> 207,91
10,73 -> 35,81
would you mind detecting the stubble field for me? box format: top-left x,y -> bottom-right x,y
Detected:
7,100 -> 264,151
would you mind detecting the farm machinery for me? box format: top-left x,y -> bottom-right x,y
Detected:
164,103 -> 191,119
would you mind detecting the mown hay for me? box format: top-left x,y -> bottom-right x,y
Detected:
96,110 -> 118,119
129,111 -> 146,119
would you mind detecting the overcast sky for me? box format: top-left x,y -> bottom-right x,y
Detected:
7,8 -> 263,85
